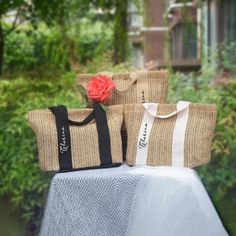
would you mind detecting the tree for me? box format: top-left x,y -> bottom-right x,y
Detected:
34,0 -> 128,69
113,0 -> 128,64
0,0 -> 130,77
91,0 -> 129,64
0,0 -> 66,77
0,1 -> 24,76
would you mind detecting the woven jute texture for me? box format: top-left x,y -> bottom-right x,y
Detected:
28,105 -> 123,171
77,70 -> 169,105
124,103 -> 217,168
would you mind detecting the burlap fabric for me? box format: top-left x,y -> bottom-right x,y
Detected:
124,103 -> 217,168
77,70 -> 169,105
28,105 -> 123,171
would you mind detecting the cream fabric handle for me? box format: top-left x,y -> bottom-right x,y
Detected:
114,70 -> 148,94
171,101 -> 190,166
99,71 -> 137,93
114,71 -> 138,93
137,101 -> 190,167
143,101 -> 190,119
100,70 -> 149,102
99,70 -> 148,96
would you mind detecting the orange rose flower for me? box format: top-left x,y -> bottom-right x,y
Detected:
87,74 -> 115,103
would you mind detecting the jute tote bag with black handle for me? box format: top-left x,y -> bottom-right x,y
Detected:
77,70 -> 169,105
28,104 -> 123,172
124,101 -> 217,168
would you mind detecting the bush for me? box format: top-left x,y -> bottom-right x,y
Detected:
0,71 -> 84,233
3,21 -> 113,77
169,71 -> 236,234
4,30 -> 36,72
0,53 -> 133,233
78,20 -> 113,64
220,41 -> 236,72
170,72 -> 236,196
3,25 -> 69,76
198,80 -> 236,199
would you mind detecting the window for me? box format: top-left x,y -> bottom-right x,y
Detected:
130,44 -> 144,67
171,23 -> 197,60
128,3 -> 143,28
129,13 -> 143,28
223,0 -> 236,43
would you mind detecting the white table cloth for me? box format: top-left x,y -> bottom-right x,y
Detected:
40,164 -> 228,236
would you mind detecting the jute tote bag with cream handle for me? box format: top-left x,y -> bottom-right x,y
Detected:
124,101 -> 217,168
28,104 -> 123,172
77,70 -> 169,105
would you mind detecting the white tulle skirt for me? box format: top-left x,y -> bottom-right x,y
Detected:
125,166 -> 228,236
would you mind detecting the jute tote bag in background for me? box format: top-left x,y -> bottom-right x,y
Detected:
28,104 -> 123,172
124,101 -> 217,168
77,70 -> 169,105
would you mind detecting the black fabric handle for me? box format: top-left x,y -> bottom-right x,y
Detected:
68,111 -> 95,126
49,104 -> 113,171
93,103 -> 112,166
49,106 -> 73,171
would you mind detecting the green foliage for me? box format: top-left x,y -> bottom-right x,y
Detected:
170,71 -> 236,196
0,0 -> 24,16
0,53 -> 130,233
198,81 -> 236,198
198,80 -> 236,235
220,41 -> 236,72
0,72 -> 83,227
78,52 -> 132,74
0,0 -> 66,25
168,71 -> 214,103
2,23 -> 70,75
169,71 -> 236,234
3,20 -> 113,75
4,29 -> 36,72
78,20 -> 113,64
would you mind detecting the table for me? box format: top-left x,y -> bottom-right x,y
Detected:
40,164 -> 228,236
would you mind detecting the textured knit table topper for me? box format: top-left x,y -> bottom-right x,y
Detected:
39,164 -> 228,236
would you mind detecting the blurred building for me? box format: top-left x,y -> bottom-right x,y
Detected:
203,0 -> 236,57
128,0 -> 236,71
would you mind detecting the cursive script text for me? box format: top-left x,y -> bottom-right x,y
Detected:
60,126 -> 68,154
138,122 -> 148,149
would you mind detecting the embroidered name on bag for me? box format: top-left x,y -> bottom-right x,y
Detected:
138,122 -> 148,149
135,103 -> 158,165
59,126 -> 69,154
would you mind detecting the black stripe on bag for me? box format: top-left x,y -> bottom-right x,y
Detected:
49,103 -> 113,171
93,103 -> 113,166
49,106 -> 73,171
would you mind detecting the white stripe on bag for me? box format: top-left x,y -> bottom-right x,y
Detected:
171,101 -> 190,167
135,103 -> 158,165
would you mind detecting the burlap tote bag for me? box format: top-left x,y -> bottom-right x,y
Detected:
77,70 -> 169,105
124,101 -> 217,168
28,104 -> 123,172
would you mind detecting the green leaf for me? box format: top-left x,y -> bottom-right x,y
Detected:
100,103 -> 108,112
77,84 -> 87,97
